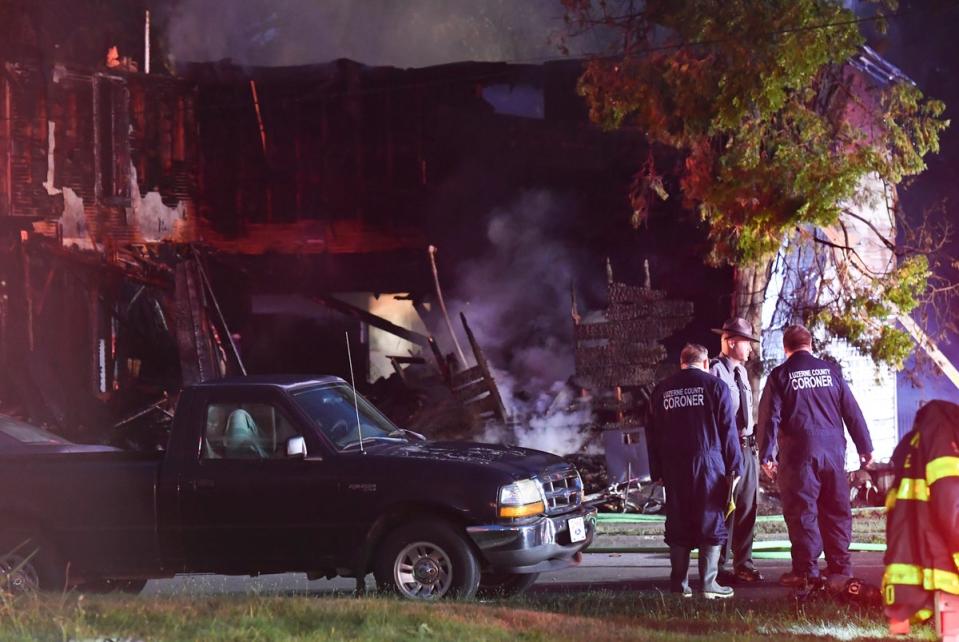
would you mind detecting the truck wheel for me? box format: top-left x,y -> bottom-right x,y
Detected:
374,520 -> 480,600
476,571 -> 540,599
0,532 -> 65,593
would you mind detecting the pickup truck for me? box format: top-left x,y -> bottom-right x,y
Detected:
0,375 -> 596,599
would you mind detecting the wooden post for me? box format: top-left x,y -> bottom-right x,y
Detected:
460,312 -> 508,423
427,336 -> 450,384
20,235 -> 34,352
614,386 -> 624,423
427,245 -> 467,367
2,77 -> 12,216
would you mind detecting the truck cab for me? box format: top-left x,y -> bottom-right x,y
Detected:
1,375 -> 596,600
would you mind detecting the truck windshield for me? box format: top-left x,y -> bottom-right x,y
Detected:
292,384 -> 406,450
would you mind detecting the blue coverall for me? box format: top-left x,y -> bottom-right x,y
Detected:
758,351 -> 873,578
647,368 -> 743,548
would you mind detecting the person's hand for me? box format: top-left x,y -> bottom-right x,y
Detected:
859,451 -> 874,469
761,461 -> 778,481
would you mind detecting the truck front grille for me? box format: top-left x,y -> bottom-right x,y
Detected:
538,465 -> 583,515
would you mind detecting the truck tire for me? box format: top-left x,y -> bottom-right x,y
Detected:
476,571 -> 540,599
373,519 -> 480,600
0,530 -> 65,593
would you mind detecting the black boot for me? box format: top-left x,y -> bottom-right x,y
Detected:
669,546 -> 692,597
699,545 -> 734,599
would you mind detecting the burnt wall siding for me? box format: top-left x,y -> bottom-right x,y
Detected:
4,64 -> 50,219
52,69 -> 97,202
127,75 -> 198,205
0,61 -> 198,243
191,61 -> 510,231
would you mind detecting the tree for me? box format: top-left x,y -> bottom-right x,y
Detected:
561,0 -> 949,379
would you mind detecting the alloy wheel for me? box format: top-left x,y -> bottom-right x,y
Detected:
392,541 -> 453,599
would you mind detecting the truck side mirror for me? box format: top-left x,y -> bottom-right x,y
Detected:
286,436 -> 308,459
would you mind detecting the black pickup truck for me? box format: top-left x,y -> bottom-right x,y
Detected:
0,375 -> 595,599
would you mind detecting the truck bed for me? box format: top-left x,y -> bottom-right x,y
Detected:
0,450 -> 163,578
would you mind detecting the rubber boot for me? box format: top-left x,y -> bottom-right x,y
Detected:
699,545 -> 734,599
669,546 -> 692,597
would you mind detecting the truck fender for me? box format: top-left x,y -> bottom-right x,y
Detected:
353,501 -> 474,576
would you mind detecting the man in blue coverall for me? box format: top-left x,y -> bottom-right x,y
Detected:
758,325 -> 874,587
647,343 -> 743,598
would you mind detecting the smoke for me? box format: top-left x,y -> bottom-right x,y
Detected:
480,377 -> 598,455
446,190 -> 601,455
164,0 -> 587,68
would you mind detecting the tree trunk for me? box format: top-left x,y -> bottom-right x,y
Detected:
731,260 -> 773,425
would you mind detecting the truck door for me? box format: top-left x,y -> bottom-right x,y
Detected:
176,390 -> 339,572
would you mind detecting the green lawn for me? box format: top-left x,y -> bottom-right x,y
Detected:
0,510 -> 900,641
0,589 -> 935,642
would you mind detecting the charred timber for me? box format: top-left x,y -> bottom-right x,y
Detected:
603,299 -> 695,321
575,342 -> 666,367
575,365 -> 658,388
607,282 -> 667,304
574,317 -> 692,341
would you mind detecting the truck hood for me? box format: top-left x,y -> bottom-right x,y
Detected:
368,440 -> 566,477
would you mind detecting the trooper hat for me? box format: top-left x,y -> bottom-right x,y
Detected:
711,317 -> 760,343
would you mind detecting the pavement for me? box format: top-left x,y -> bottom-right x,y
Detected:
140,551 -> 886,599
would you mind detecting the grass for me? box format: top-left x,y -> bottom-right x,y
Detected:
0,510 -> 898,641
0,588 -> 938,642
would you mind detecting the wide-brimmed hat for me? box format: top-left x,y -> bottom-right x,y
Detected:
711,317 -> 760,342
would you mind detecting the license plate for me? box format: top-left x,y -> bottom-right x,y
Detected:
568,516 -> 586,543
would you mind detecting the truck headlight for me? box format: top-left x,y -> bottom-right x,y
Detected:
498,479 -> 545,518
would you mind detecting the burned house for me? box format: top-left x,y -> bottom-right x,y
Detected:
0,34 -> 711,447
0,56 -> 201,440
1,4 -> 932,477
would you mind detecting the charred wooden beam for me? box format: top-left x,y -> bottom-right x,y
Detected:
19,235 -> 33,351
427,335 -> 451,384
310,293 -> 431,348
460,312 -> 508,423
113,394 -> 173,429
175,259 -> 217,385
193,247 -> 246,376
34,263 -> 57,318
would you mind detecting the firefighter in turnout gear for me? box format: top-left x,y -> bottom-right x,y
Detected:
883,400 -> 959,632
758,325 -> 874,587
709,317 -> 762,584
647,343 -> 743,599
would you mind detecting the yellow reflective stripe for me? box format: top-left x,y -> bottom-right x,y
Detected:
927,456 -> 959,485
885,563 -> 922,585
954,552 -> 959,571
914,608 -> 933,623
896,478 -> 930,502
884,563 -> 959,593
885,488 -> 897,512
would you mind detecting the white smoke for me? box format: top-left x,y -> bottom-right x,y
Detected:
163,0 -> 591,69
447,190 -> 601,456
480,377 -> 599,455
